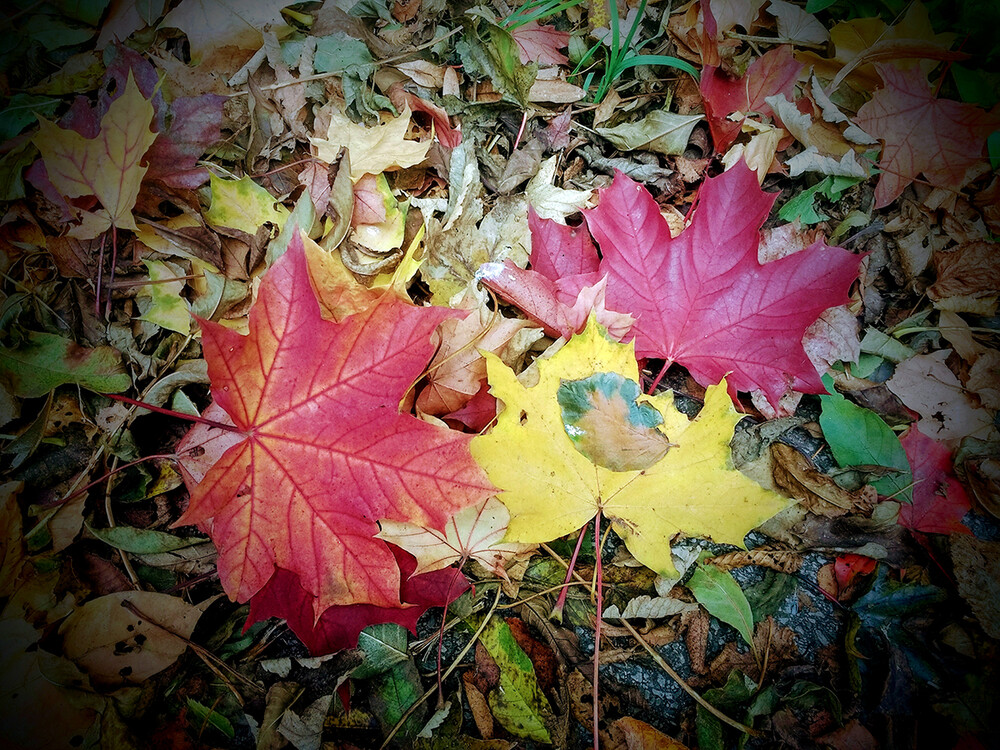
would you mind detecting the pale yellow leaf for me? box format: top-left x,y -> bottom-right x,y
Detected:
34,73 -> 156,239
377,497 -> 536,580
311,104 -> 430,181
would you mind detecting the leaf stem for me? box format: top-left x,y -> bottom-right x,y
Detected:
550,525 -> 589,622
592,512 -> 602,750
104,394 -> 240,432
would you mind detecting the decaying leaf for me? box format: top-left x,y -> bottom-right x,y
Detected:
855,64 -> 1000,209
471,318 -> 790,579
58,591 -> 208,687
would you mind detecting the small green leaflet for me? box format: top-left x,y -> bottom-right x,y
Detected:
0,331 -> 131,398
87,523 -> 207,555
819,374 -> 912,502
687,562 -> 755,646
353,623 -> 410,680
370,659 -> 425,738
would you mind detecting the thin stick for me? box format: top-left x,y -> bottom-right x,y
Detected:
616,617 -> 760,736
551,525 -> 589,622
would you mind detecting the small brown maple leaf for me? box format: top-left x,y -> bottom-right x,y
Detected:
856,63 -> 1000,208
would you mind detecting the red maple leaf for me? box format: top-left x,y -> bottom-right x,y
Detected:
898,427 -> 972,535
478,209 -> 634,341
487,162 -> 862,408
855,63 -> 1000,209
700,45 -> 803,151
586,162 -> 862,406
175,235 -> 494,618
247,546 -> 469,655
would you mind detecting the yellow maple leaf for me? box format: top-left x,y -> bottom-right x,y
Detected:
34,72 -> 156,240
311,104 -> 430,181
470,318 -> 790,578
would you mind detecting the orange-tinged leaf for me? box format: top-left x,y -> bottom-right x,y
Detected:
33,72 -> 156,239
175,234 -> 494,616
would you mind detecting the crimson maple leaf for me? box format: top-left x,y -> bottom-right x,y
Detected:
700,45 -> 803,151
855,63 -> 1000,209
175,235 -> 494,618
488,162 -> 862,408
897,428 -> 972,535
247,546 -> 469,655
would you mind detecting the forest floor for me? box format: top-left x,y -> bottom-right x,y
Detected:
1,0 -> 999,748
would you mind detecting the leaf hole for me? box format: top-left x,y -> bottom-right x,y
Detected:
519,410 -> 528,425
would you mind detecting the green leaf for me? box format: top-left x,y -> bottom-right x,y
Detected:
0,94 -> 59,141
777,178 -> 832,224
0,141 -> 38,201
687,563 -> 755,646
137,259 -> 191,335
352,623 -> 409,679
204,174 -> 289,235
859,328 -> 915,363
853,566 -> 946,635
476,617 -> 554,742
186,698 -> 234,738
0,331 -> 131,398
819,374 -> 912,501
459,20 -> 537,108
369,659 -> 425,739
87,524 -> 207,555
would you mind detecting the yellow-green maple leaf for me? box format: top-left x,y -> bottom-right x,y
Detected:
470,318 -> 790,578
34,72 -> 156,240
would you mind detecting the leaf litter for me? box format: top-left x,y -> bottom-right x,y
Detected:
1,1 -> 999,748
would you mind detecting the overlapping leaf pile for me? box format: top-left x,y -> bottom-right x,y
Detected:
1,0 -> 999,748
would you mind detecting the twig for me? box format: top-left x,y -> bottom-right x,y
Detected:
121,599 -> 262,705
615,617 -> 761,737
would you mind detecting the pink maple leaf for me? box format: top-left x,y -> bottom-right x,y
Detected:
510,21 -> 569,66
700,45 -> 803,151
